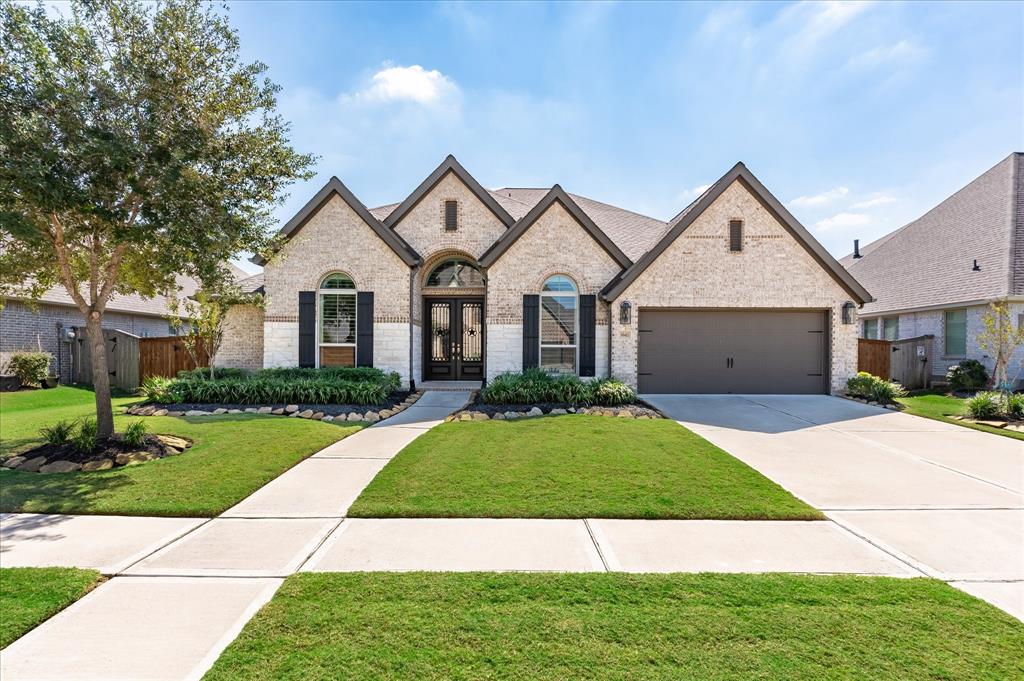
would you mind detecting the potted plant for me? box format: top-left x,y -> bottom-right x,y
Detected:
41,375 -> 60,389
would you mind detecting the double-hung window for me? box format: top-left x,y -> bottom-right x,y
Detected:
882,316 -> 899,341
944,309 -> 967,356
318,273 -> 357,366
539,275 -> 578,373
863,319 -> 879,339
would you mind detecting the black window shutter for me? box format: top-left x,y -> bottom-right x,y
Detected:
444,200 -> 458,231
356,291 -> 374,367
298,291 -> 316,368
729,220 -> 743,252
522,294 -> 539,369
579,294 -> 596,377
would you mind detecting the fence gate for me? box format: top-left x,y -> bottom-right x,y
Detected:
139,337 -> 208,381
890,335 -> 934,390
72,328 -> 140,391
857,338 -> 891,380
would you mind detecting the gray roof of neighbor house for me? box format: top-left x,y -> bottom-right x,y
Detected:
236,272 -> 264,294
840,152 -> 1024,315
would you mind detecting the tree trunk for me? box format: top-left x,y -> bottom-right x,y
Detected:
85,314 -> 115,439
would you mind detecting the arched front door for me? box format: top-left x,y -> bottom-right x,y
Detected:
422,258 -> 484,381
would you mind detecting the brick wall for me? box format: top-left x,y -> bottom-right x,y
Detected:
609,180 -> 860,393
215,304 -> 264,371
1,300 -> 171,383
484,200 -> 621,381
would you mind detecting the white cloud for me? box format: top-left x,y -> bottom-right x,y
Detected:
814,212 -> 871,231
848,40 -> 925,70
677,183 -> 711,202
358,65 -> 459,105
851,194 -> 896,209
790,186 -> 849,207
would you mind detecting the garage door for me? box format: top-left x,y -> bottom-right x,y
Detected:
637,310 -> 828,394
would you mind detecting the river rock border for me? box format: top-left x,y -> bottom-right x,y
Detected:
127,390 -> 426,424
840,395 -> 903,410
446,403 -> 662,422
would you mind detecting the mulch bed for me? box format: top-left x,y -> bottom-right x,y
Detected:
463,394 -> 662,419
147,390 -> 412,417
3,433 -> 192,474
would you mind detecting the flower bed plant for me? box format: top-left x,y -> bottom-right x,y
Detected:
140,366 -> 402,406
965,391 -> 1024,421
7,352 -> 52,388
480,369 -> 636,406
946,360 -> 989,393
845,372 -> 907,405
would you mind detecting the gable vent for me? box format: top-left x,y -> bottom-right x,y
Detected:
444,200 -> 458,231
729,220 -> 743,252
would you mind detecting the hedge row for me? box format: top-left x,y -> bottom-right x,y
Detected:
481,369 -> 636,406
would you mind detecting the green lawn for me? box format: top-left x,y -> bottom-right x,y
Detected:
899,393 -> 1024,441
348,416 -> 820,520
0,386 -> 361,516
0,567 -> 102,648
203,572 -> 1024,681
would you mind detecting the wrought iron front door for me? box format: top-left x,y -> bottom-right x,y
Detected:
424,297 -> 484,381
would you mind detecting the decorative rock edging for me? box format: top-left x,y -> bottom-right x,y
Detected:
445,403 -> 662,422
2,434 -> 193,474
840,395 -> 903,411
126,390 -> 425,425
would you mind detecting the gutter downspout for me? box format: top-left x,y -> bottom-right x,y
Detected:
408,264 -> 419,391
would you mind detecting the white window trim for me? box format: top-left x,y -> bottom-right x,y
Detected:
317,277 -> 357,368
539,277 -> 579,375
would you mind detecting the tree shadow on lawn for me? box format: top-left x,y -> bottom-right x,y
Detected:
0,467 -> 135,518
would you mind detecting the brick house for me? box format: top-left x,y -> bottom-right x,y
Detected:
841,153 -> 1023,386
220,156 -> 871,394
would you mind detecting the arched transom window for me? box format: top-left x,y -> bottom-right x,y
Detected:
318,273 -> 356,366
540,275 -> 577,374
425,258 -> 483,288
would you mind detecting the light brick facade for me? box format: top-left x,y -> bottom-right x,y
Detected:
214,305 -> 264,371
608,180 -> 859,393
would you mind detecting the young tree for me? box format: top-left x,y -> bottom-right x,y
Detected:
168,287 -> 263,380
976,301 -> 1024,392
0,0 -> 313,437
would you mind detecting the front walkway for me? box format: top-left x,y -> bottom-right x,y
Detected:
642,394 -> 1024,619
1,392 -> 1020,679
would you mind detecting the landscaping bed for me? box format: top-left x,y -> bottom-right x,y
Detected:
899,391 -> 1024,441
349,415 -> 820,520
453,395 -> 661,421
2,432 -> 191,474
204,572 -> 1024,681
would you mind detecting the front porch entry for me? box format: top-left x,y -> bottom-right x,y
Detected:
423,297 -> 484,381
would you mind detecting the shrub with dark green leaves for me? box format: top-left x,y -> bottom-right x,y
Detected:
481,369 -> 636,406
122,420 -> 148,448
946,360 -> 989,392
965,391 -> 1004,420
1006,393 -> 1024,419
40,419 -> 75,445
176,367 -> 251,381
8,352 -> 52,386
168,376 -> 390,405
139,376 -> 175,403
71,418 -> 99,455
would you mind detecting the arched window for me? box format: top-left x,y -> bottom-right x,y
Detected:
318,272 -> 356,366
425,258 -> 483,288
540,275 -> 578,373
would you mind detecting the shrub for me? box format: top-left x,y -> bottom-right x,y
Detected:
1006,393 -> 1024,419
846,371 -> 906,404
71,418 -> 99,455
122,420 -> 148,448
139,376 -> 175,403
946,360 -> 989,392
965,391 -> 1004,420
845,372 -> 876,399
480,370 -> 636,406
40,419 -> 75,445
176,367 -> 250,381
8,352 -> 52,386
167,376 -> 390,405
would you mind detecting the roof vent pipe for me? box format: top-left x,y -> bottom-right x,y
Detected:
973,259 -> 981,271
853,239 -> 861,259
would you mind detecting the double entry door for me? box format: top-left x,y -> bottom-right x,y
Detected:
423,297 -> 484,381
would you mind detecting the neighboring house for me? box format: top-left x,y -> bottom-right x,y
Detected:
221,155 -> 870,394
841,152 -> 1024,386
1,265 -> 248,383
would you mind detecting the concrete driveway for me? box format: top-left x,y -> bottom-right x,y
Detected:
643,394 -> 1024,618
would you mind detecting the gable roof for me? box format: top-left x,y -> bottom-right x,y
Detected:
382,155 -> 515,230
601,162 -> 872,303
840,152 -> 1023,315
478,185 -> 632,269
251,176 -> 420,267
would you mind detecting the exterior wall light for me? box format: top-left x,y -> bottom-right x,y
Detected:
619,301 -> 631,325
842,301 -> 856,325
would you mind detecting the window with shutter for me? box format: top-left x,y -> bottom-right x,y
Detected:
729,220 -> 743,252
444,200 -> 458,231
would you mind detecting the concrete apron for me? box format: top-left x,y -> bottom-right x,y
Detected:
642,393 -> 1024,621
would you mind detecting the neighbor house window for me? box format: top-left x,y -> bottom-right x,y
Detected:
444,200 -> 458,231
882,316 -> 899,341
319,272 -> 356,367
540,275 -> 577,373
945,309 -> 967,356
425,258 -> 483,288
863,319 -> 879,339
729,220 -> 743,252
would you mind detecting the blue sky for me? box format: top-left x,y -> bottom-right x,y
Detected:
225,0 -> 1021,271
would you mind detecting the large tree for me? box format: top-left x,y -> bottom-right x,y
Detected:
0,0 -> 313,437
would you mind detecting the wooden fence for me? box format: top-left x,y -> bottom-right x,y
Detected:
72,329 -> 140,392
857,335 -> 934,390
139,336 -> 208,382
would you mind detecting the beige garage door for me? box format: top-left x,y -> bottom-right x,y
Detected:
637,309 -> 828,394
